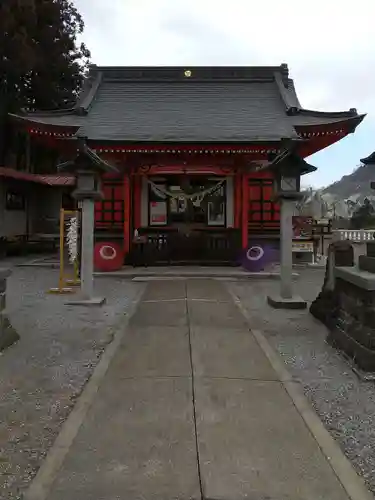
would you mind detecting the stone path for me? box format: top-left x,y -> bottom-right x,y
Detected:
0,268 -> 143,500
27,279 -> 369,500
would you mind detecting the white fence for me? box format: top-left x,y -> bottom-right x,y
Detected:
332,229 -> 375,242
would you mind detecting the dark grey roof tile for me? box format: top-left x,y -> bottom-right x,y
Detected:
79,80 -> 298,141
9,65 -> 363,143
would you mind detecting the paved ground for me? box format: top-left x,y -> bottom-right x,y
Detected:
0,267 -> 144,500
230,269 -> 375,496
32,279 -> 364,500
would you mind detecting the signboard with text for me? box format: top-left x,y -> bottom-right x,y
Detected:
292,216 -> 313,239
150,201 -> 167,225
292,241 -> 314,253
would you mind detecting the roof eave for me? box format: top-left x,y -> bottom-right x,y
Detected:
288,107 -> 360,119
361,151 -> 375,165
8,113 -> 81,135
294,114 -> 366,133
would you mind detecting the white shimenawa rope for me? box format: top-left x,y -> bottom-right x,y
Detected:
147,179 -> 225,207
66,217 -> 79,264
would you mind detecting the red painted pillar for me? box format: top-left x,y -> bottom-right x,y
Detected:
234,174 -> 241,228
241,174 -> 249,249
123,174 -> 131,254
133,175 -> 141,230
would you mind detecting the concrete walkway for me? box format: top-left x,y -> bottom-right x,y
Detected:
27,280 -> 368,500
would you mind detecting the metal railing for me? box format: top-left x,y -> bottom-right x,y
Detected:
332,229 -> 375,242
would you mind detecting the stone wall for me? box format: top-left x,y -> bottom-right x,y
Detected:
310,240 -> 353,327
327,276 -> 375,372
311,240 -> 375,373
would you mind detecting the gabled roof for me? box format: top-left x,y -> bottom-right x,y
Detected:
10,64 -> 365,144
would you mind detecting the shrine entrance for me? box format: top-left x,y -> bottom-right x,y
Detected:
131,175 -> 241,266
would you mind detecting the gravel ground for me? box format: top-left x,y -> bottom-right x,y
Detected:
229,269 -> 375,496
0,267 -> 144,500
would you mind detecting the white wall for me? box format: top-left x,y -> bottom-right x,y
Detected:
0,181 -> 64,238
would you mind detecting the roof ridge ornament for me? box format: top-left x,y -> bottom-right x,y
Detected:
76,70 -> 103,115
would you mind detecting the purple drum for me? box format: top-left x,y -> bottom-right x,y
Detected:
239,241 -> 279,272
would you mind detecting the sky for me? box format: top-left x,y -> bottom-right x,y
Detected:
73,0 -> 375,189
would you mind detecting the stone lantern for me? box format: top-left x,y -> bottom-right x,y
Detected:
273,161 -> 301,198
59,137 -> 118,305
267,149 -> 316,309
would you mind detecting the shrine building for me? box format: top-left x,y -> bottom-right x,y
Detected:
9,64 -> 364,266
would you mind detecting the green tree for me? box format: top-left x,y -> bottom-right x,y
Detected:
0,0 -> 90,162
351,198 -> 375,229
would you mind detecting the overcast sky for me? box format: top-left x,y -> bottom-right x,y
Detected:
74,0 -> 375,188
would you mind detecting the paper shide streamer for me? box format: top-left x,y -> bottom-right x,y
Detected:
66,217 -> 79,264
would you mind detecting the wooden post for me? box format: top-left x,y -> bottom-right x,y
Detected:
59,208 -> 65,289
241,174 -> 249,249
48,209 -> 74,294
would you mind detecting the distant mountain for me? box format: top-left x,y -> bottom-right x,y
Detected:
297,162 -> 375,220
322,163 -> 375,202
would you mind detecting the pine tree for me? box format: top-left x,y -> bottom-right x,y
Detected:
351,198 -> 375,229
0,0 -> 90,161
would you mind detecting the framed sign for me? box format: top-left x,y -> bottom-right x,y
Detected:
292,216 -> 313,238
207,201 -> 225,226
6,191 -> 26,211
292,241 -> 314,253
150,201 -> 167,225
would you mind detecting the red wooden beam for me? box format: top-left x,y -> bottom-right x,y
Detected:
123,175 -> 131,254
234,174 -> 241,228
241,174 -> 249,249
133,175 -> 141,230
138,165 -> 237,175
92,144 -> 281,154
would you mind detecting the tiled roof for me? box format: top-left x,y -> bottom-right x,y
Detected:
38,175 -> 75,186
0,167 -> 74,186
78,81 -> 299,142
10,65 -> 364,143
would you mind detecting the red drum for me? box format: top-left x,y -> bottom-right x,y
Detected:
94,242 -> 123,272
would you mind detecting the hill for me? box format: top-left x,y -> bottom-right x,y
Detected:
322,163 -> 375,202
